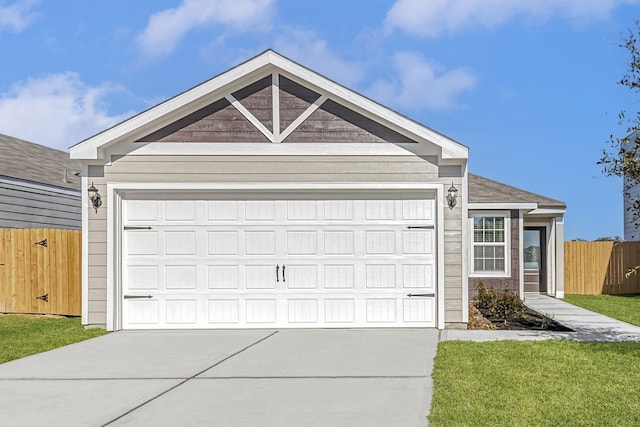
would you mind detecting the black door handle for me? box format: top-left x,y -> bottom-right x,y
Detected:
276,264 -> 280,283
282,264 -> 286,282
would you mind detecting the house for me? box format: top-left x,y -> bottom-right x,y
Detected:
70,50 -> 566,331
0,134 -> 81,229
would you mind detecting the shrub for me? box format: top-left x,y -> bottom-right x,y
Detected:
474,282 -> 496,310
491,290 -> 526,322
473,283 -> 527,324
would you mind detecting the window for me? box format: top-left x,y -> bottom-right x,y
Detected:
471,214 -> 509,276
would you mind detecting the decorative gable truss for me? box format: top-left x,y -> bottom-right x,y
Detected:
139,74 -> 412,145
71,50 -> 468,160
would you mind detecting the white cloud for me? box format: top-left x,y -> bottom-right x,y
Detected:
137,0 -> 274,58
0,0 -> 36,33
368,52 -> 476,111
385,0 -> 640,37
273,28 -> 365,87
0,73 -> 133,151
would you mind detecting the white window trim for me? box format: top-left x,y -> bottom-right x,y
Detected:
469,210 -> 511,278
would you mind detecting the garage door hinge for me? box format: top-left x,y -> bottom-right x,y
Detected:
124,226 -> 153,230
406,293 -> 435,297
406,225 -> 434,229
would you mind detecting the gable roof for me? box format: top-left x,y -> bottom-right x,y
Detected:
0,134 -> 81,191
469,173 -> 565,209
70,49 -> 468,161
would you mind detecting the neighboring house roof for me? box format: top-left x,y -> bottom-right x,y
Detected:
71,49 -> 468,161
469,173 -> 566,209
0,134 -> 81,191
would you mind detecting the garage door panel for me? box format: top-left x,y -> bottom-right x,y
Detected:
208,265 -> 239,289
288,299 -> 318,323
402,199 -> 434,221
127,231 -> 159,255
207,299 -> 239,323
245,201 -> 275,221
402,264 -> 434,290
126,300 -> 159,324
366,264 -> 396,288
366,299 -> 397,322
165,231 -> 196,255
166,300 -> 197,324
403,298 -> 435,323
324,200 -> 354,221
365,200 -> 396,220
126,265 -> 159,290
126,200 -> 159,222
246,265 -> 277,289
403,230 -> 433,254
123,196 -> 437,329
165,200 -> 196,221
286,264 -> 317,289
165,265 -> 197,290
246,299 -> 276,323
286,230 -> 317,255
324,265 -> 354,289
208,231 -> 240,255
366,231 -> 396,254
324,231 -> 354,255
245,231 -> 276,255
207,201 -> 238,221
287,200 -> 317,221
325,299 -> 355,323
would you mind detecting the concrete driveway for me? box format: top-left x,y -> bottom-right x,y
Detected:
0,329 -> 438,427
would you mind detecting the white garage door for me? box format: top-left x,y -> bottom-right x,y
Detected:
121,194 -> 437,329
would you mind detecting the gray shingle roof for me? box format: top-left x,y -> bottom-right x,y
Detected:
469,173 -> 566,209
0,134 -> 81,191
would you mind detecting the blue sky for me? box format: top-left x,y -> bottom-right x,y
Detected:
0,0 -> 639,240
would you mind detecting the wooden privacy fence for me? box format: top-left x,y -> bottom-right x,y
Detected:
564,241 -> 640,295
0,229 -> 81,316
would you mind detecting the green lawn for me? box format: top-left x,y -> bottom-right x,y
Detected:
429,340 -> 640,426
0,314 -> 107,364
564,294 -> 640,326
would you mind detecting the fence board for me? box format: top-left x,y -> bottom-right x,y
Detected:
0,229 -> 81,316
565,241 -> 640,295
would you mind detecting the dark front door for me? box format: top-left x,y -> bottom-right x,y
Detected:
523,227 -> 547,292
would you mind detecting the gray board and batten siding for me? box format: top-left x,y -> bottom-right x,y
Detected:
0,134 -> 81,230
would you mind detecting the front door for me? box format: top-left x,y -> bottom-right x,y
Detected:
523,227 -> 546,292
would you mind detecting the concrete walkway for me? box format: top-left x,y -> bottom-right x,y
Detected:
442,293 -> 640,342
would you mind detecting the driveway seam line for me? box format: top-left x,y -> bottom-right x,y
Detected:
101,330 -> 279,426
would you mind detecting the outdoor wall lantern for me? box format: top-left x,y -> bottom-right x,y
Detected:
446,183 -> 458,209
88,182 -> 102,213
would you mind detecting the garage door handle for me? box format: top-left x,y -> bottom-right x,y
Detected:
276,265 -> 280,283
282,264 -> 286,282
124,295 -> 153,299
407,225 -> 434,229
406,293 -> 435,297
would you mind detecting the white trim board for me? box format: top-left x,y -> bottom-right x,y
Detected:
468,203 -> 537,210
118,142 -> 436,157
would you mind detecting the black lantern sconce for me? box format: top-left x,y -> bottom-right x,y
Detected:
446,183 -> 458,209
88,182 -> 102,213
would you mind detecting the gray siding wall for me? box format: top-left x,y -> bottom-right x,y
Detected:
0,178 -> 81,229
86,154 -> 464,328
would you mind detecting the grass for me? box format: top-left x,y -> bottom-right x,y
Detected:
0,314 -> 107,364
564,294 -> 640,327
429,340 -> 640,426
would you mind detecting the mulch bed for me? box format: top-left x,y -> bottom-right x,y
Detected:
468,303 -> 573,331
